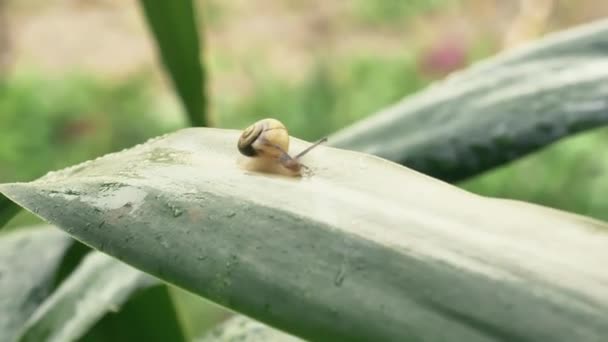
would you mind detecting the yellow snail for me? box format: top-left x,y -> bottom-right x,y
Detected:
237,118 -> 327,175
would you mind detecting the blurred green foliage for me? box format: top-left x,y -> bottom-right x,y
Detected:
216,54 -> 431,140
0,71 -> 178,183
353,0 -> 456,25
461,127 -> 608,223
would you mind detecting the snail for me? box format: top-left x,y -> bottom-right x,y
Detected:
237,118 -> 327,175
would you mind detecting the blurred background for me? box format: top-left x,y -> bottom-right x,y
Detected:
2,0 -> 608,337
1,0 -> 607,179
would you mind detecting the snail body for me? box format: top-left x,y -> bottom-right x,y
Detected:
237,118 -> 327,175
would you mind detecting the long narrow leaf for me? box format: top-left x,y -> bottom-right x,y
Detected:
330,19 -> 608,182
81,285 -> 186,342
17,252 -> 184,342
0,193 -> 20,228
0,226 -> 186,341
1,128 -> 607,341
0,226 -> 74,342
138,0 -> 207,126
197,316 -> 302,342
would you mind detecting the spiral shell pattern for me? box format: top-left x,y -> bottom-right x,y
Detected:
238,122 -> 263,156
237,118 -> 289,158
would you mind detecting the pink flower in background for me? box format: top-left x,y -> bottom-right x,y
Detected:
419,35 -> 468,77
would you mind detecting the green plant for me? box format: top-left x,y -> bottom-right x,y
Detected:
139,0 -> 207,126
0,71 -> 180,229
462,126 -> 608,222
352,0 -> 455,25
330,18 -> 608,182
217,54 -> 431,140
2,3 -> 608,342
0,71 -> 176,183
2,126 -> 607,341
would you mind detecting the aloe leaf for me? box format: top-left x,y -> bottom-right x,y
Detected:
0,226 -> 74,342
138,0 -> 207,126
17,251 -> 185,342
80,284 -> 185,342
0,225 -> 185,341
330,19 -> 608,182
0,128 -> 607,341
197,316 -> 302,342
0,193 -> 20,228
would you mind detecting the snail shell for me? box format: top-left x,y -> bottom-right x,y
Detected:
237,118 -> 327,176
237,118 -> 289,160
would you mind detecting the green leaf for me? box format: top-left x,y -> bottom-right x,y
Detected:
0,226 -> 186,341
197,316 -> 302,342
1,128 -> 607,341
80,285 -> 186,342
0,226 -> 75,342
461,127 -> 608,222
170,288 -> 229,339
330,19 -> 608,182
138,0 -> 207,127
0,193 -> 20,228
17,251 -> 185,342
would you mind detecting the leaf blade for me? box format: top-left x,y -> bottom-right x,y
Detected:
17,251 -> 185,342
197,316 -> 302,342
0,226 -> 74,342
1,128 -> 607,341
330,19 -> 608,182
0,194 -> 20,228
138,0 -> 207,127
